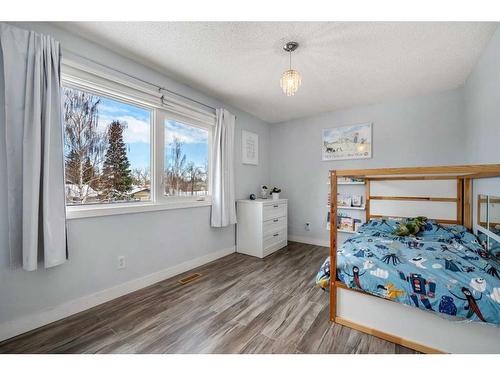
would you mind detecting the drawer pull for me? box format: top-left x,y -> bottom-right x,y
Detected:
273,205 -> 279,208
273,233 -> 279,237
273,219 -> 279,222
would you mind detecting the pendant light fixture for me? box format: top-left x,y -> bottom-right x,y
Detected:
280,41 -> 301,96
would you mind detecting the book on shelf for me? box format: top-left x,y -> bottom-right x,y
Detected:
340,217 -> 354,231
337,194 -> 352,207
354,220 -> 363,232
351,194 -> 363,207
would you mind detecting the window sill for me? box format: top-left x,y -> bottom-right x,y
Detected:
66,200 -> 212,220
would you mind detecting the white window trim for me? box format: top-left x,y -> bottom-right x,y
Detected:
66,200 -> 212,220
62,63 -> 216,220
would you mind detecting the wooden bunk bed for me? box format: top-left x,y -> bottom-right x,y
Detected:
329,164 -> 500,354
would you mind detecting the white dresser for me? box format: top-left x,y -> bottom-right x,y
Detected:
236,199 -> 288,258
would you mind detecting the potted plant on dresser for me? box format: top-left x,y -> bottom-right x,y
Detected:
271,186 -> 281,200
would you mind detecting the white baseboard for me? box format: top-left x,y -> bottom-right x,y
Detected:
289,235 -> 329,247
0,246 -> 235,342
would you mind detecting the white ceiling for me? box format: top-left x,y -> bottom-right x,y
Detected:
56,22 -> 498,123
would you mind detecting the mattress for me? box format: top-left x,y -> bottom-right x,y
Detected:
316,219 -> 500,325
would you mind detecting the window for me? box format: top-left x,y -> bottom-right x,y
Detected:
164,120 -> 209,198
61,67 -> 214,218
62,86 -> 152,205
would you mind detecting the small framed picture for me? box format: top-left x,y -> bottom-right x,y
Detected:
242,130 -> 258,165
322,123 -> 372,161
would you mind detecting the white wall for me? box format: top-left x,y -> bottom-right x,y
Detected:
269,88 -> 466,245
463,27 -> 500,230
0,22 -> 270,336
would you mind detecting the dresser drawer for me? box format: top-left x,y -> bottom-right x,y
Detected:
263,228 -> 286,251
262,202 -> 287,221
263,216 -> 287,235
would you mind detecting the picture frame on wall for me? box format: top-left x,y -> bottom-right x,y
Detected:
242,130 -> 259,165
322,123 -> 372,161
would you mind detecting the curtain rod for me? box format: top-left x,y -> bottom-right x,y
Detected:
63,50 -> 217,113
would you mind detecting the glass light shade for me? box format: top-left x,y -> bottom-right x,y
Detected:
280,69 -> 302,96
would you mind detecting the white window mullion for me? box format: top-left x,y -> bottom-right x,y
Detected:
155,110 -> 167,203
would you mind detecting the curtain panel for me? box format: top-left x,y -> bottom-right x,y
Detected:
210,109 -> 237,227
0,23 -> 67,270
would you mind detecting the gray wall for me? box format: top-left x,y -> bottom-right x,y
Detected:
463,27 -> 500,230
0,23 -> 270,326
269,88 -> 467,245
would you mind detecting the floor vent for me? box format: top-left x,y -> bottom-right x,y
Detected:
178,273 -> 202,285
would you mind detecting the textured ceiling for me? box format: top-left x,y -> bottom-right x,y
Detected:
56,22 -> 498,123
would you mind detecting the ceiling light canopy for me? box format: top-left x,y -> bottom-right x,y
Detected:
280,41 -> 301,97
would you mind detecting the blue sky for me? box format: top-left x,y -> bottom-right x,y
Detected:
165,120 -> 208,169
98,97 -> 208,171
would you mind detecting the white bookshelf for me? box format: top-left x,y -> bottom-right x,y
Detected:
337,205 -> 366,211
339,181 -> 365,185
338,229 -> 358,234
326,176 -> 366,235
327,181 -> 365,185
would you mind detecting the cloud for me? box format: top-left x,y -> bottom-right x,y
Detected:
370,268 -> 389,279
99,103 -> 133,116
98,115 -> 151,144
122,116 -> 151,144
165,121 -> 208,145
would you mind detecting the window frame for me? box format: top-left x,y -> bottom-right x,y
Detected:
62,66 -> 215,220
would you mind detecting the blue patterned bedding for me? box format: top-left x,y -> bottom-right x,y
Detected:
316,219 -> 500,325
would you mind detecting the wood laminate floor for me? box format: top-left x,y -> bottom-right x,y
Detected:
0,242 -> 419,354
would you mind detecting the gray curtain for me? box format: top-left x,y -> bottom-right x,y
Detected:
0,23 -> 67,271
210,109 -> 237,227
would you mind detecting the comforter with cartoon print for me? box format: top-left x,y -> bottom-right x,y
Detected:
315,219 -> 500,325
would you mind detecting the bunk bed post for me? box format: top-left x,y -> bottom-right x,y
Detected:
365,179 -> 370,223
457,178 -> 464,225
329,170 -> 338,322
464,178 -> 472,230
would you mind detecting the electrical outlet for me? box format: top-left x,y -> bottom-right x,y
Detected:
117,256 -> 126,270
305,222 -> 311,231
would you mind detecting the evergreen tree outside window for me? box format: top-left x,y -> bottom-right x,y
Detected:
101,120 -> 133,200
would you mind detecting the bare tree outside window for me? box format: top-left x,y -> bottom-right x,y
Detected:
63,88 -> 107,204
164,120 -> 209,197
